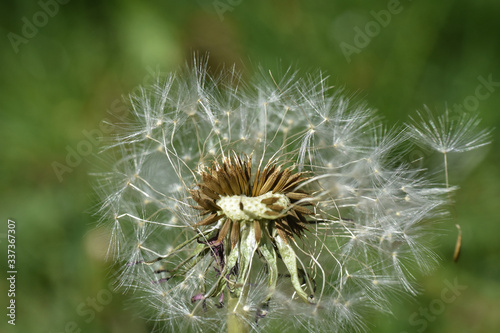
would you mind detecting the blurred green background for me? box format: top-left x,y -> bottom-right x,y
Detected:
1,1 -> 499,332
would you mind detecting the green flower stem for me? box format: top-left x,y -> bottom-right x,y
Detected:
227,291 -> 250,333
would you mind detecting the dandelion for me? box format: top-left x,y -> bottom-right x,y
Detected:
95,60 -> 490,332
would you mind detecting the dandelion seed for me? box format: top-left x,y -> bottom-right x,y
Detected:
407,107 -> 491,262
95,60 -> 490,333
407,107 -> 491,154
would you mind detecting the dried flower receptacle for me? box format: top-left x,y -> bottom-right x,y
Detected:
190,152 -> 316,305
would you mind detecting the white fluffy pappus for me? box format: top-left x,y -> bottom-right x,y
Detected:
94,60 -> 490,333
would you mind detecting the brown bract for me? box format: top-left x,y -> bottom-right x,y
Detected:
190,153 -> 315,248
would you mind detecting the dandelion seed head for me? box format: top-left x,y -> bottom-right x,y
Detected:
94,60 -> 491,332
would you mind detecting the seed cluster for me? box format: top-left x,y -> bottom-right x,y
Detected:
96,64 -> 491,333
190,153 -> 315,248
